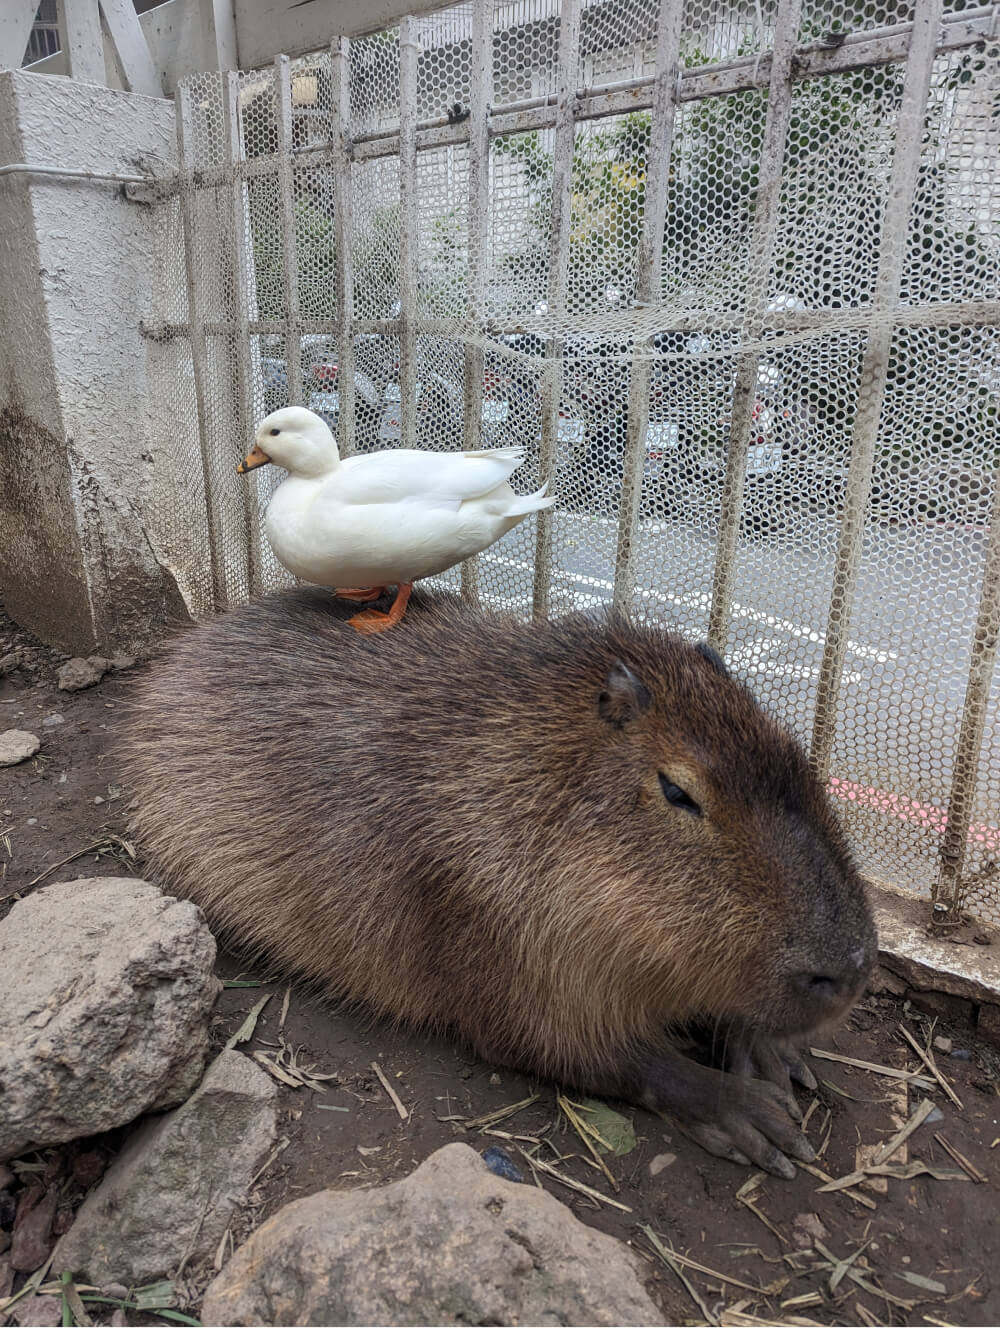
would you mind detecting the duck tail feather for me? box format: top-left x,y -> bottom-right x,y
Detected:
504,481 -> 558,516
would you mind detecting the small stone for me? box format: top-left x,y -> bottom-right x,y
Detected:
0,651 -> 23,676
648,1152 -> 677,1177
933,1036 -> 953,1054
57,658 -> 108,692
950,1048 -> 972,1061
11,1294 -> 61,1327
458,1066 -> 475,1080
110,656 -> 136,673
926,1106 -> 945,1124
26,818 -> 37,826
481,1147 -> 522,1183
93,796 -> 105,805
791,1212 -> 830,1250
110,1312 -> 127,1328
40,714 -> 64,729
58,773 -> 67,784
72,1151 -> 107,1188
489,1072 -> 502,1086
0,731 -> 40,767
99,1283 -> 129,1301
10,1186 -> 58,1271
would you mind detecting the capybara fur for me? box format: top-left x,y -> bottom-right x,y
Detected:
122,588 -> 876,1175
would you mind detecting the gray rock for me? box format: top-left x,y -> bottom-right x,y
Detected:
110,656 -> 137,672
56,657 -> 109,692
0,650 -> 23,677
0,877 -> 220,1161
40,714 -> 65,728
202,1142 -> 665,1327
11,1295 -> 61,1327
55,1051 -> 278,1285
0,730 -> 39,766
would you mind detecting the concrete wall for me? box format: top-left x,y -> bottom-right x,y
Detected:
0,68 -> 188,655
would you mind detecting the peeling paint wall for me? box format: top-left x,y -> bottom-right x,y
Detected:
0,69 -> 189,655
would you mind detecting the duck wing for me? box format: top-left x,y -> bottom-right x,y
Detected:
334,447 -> 529,509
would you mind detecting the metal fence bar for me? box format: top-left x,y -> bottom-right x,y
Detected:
810,0 -> 944,776
224,70 -> 262,599
611,0 -> 685,613
398,18 -> 419,447
935,475 -> 1000,919
706,0 -> 806,650
162,12 -> 993,191
142,299 -> 1000,343
330,36 -> 357,459
175,81 -> 226,613
459,0 -> 493,607
532,0 -> 582,620
274,55 -> 303,408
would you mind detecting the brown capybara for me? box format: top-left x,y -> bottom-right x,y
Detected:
121,588 -> 876,1178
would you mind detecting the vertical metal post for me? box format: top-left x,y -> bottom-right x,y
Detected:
331,36 -> 357,458
398,17 -> 420,446
176,82 -> 227,612
532,0 -> 582,620
275,54 -> 304,408
934,485 -> 1000,919
612,0 -> 685,613
706,0 -> 805,649
460,0 -> 493,606
224,69 -> 262,599
810,0 -> 943,775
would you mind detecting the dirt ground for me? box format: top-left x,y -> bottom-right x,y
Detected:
2,602 -> 999,1328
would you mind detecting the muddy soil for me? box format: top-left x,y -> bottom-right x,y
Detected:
2,604 -> 999,1328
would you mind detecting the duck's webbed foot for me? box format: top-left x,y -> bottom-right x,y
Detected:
335,586 -> 388,603
348,582 -> 413,634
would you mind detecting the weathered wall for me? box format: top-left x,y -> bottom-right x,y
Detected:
0,68 -> 188,655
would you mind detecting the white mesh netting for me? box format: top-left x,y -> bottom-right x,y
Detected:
143,0 -> 1000,924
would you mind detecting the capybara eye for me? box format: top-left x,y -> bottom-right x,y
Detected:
659,774 -> 701,816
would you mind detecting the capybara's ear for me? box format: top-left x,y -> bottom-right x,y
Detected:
598,661 -> 652,728
694,642 -> 729,679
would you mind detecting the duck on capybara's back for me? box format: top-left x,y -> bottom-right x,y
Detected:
121,587 -> 876,1177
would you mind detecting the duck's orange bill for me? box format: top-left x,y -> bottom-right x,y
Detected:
237,445 -> 271,475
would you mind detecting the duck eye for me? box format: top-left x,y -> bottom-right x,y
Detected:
269,428 -> 280,436
658,774 -> 701,816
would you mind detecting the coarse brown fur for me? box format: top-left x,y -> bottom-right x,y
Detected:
121,587 -> 877,1172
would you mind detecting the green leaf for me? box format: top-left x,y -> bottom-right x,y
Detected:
134,1281 -> 177,1310
575,1099 -> 636,1156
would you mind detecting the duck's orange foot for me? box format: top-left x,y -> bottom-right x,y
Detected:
335,586 -> 387,603
348,582 -> 413,635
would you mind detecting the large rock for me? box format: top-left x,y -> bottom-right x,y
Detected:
0,877 -> 219,1161
202,1143 -> 665,1327
0,731 -> 39,766
57,656 -> 109,691
54,1051 -> 278,1285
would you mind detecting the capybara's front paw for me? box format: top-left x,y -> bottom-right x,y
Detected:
684,1076 -> 816,1180
727,1036 -> 818,1116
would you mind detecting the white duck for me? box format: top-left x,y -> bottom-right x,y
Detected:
238,406 -> 556,634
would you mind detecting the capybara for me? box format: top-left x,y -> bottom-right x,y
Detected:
121,588 -> 876,1177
